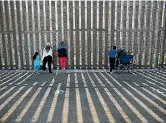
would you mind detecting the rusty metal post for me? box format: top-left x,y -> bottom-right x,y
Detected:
161,16 -> 166,68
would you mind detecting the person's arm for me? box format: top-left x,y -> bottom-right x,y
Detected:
50,48 -> 53,56
43,48 -> 45,54
41,48 -> 45,60
115,51 -> 118,58
116,50 -> 119,59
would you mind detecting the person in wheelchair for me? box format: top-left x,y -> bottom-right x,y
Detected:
115,48 -> 133,72
117,48 -> 127,58
116,48 -> 127,66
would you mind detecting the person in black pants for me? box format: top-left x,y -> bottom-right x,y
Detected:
109,46 -> 117,73
42,43 -> 53,73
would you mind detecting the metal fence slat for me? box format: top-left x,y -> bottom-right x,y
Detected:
92,1 -> 97,69
69,2 -> 74,69
138,1 -> 145,68
104,1 -> 109,69
144,2 -> 151,68
87,1 -> 91,69
155,1 -> 164,68
75,1 -> 80,69
99,1 -> 103,68
1,1 -> 9,69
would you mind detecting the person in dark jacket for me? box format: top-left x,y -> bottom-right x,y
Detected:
57,41 -> 67,70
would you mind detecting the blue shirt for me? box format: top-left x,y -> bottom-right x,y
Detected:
34,55 -> 40,66
109,50 -> 117,58
57,44 -> 67,50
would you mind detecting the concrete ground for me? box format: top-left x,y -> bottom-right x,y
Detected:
0,69 -> 166,123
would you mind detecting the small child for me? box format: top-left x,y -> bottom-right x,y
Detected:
33,52 -> 40,75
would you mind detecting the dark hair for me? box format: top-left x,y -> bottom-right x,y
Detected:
33,52 -> 38,60
61,41 -> 64,45
113,46 -> 116,50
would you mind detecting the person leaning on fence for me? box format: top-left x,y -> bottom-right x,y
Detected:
33,51 -> 40,75
42,43 -> 53,73
57,41 -> 67,70
109,46 -> 117,74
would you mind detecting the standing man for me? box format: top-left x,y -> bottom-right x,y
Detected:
42,43 -> 53,73
109,46 -> 117,74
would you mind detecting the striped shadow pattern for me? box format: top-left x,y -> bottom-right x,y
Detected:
0,70 -> 165,122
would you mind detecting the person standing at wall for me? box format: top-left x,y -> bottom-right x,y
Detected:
57,41 -> 67,70
109,46 -> 117,74
33,51 -> 40,75
42,43 -> 53,73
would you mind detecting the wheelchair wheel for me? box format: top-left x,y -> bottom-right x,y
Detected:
127,63 -> 133,73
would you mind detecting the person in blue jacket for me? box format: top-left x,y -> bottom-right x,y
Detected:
109,46 -> 117,73
33,51 -> 40,75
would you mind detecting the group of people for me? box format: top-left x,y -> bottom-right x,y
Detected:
32,41 -> 67,75
109,46 -> 132,74
32,42 -> 124,75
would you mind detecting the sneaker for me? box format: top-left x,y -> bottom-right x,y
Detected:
110,71 -> 113,74
62,68 -> 65,70
49,71 -> 53,73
